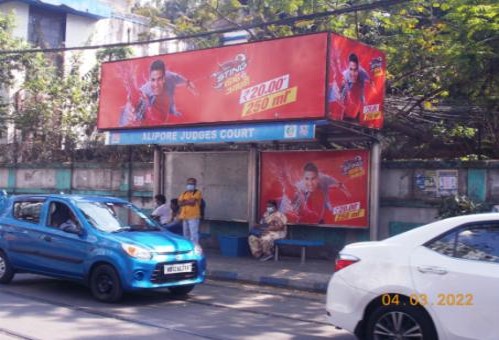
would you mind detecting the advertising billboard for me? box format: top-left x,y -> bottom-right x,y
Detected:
328,33 -> 386,129
260,150 -> 370,228
98,33 -> 328,130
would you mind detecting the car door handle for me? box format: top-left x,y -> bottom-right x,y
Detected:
417,266 -> 447,275
42,235 -> 52,242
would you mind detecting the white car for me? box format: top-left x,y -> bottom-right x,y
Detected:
326,213 -> 499,340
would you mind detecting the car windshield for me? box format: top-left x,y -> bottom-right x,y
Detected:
76,201 -> 159,233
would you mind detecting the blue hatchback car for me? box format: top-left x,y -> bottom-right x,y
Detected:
0,194 -> 206,302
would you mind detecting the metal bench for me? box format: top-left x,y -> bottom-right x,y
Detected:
274,239 -> 325,264
199,232 -> 211,240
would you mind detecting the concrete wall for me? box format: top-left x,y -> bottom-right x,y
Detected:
1,159 -> 498,255
1,162 -> 155,212
380,161 -> 499,239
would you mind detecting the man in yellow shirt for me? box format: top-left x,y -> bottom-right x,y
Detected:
178,178 -> 203,243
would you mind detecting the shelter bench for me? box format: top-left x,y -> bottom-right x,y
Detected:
274,239 -> 325,264
199,232 -> 211,240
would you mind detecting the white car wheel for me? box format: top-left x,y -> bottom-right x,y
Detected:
366,304 -> 437,340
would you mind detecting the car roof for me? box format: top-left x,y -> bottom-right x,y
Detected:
384,213 -> 499,246
10,194 -> 129,204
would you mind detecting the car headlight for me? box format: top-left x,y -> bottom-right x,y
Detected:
121,243 -> 152,260
193,244 -> 203,256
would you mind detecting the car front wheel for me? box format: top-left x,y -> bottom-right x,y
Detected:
169,284 -> 195,296
0,251 -> 15,284
90,264 -> 123,303
366,304 -> 437,340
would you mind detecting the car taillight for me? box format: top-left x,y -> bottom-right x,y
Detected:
334,254 -> 360,272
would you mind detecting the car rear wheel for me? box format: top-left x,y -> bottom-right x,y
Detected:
90,264 -> 123,303
0,251 -> 15,284
366,304 -> 437,340
169,284 -> 195,296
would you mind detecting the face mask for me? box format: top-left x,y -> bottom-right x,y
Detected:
266,207 -> 274,213
186,184 -> 195,191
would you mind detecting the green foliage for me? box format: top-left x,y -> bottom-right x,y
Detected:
2,1 -> 498,161
96,47 -> 133,62
0,13 -> 30,136
0,14 -> 29,86
0,9 -> 134,162
377,0 -> 498,159
10,52 -> 95,160
437,194 -> 491,219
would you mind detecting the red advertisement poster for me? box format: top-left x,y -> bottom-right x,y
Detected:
98,33 -> 328,130
328,33 -> 386,129
260,150 -> 369,227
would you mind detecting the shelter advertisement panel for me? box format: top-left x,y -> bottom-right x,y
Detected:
328,33 -> 386,129
98,33 -> 328,130
260,150 -> 369,227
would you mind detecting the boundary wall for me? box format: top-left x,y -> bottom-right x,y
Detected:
2,160 -> 498,257
380,160 -> 499,239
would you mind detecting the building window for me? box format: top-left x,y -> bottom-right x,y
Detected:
28,7 -> 66,48
28,6 -> 66,69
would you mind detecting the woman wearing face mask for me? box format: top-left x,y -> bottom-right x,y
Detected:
248,200 -> 288,262
178,177 -> 203,244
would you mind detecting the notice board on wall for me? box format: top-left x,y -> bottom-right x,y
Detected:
163,151 -> 249,221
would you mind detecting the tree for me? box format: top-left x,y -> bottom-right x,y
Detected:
133,0 -> 498,160
376,0 -> 498,159
0,14 -> 30,138
0,11 -> 138,163
11,46 -> 137,162
11,51 -> 98,161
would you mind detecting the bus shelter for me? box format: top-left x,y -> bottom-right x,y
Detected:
98,32 -> 386,250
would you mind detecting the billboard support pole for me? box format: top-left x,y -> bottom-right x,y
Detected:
369,140 -> 381,240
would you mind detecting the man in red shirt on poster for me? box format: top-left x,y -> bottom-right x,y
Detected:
120,59 -> 195,126
282,162 -> 351,224
340,53 -> 372,121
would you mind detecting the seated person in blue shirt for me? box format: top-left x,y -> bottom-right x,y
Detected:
59,211 -> 79,233
163,199 -> 183,236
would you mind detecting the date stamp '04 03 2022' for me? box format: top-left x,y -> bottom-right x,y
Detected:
381,293 -> 474,307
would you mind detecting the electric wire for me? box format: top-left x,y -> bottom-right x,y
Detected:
0,0 -> 410,55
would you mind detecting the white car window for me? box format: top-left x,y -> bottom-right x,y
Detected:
426,224 -> 499,264
425,231 -> 456,256
13,201 -> 44,224
456,225 -> 499,263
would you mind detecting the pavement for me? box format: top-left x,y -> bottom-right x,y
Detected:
203,247 -> 333,293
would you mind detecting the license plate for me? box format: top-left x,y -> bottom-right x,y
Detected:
164,263 -> 192,274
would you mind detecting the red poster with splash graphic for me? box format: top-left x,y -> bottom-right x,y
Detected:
98,33 -> 328,129
260,150 -> 370,228
327,33 -> 386,128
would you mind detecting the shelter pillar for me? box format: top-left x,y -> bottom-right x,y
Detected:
369,140 -> 381,240
153,145 -> 162,196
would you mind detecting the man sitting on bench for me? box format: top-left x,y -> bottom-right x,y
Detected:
248,200 -> 288,262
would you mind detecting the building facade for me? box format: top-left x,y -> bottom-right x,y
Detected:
0,0 -> 184,144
